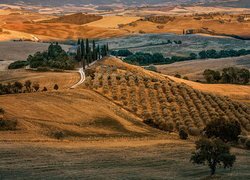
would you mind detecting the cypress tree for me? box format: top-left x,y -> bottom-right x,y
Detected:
106,43 -> 109,55
97,45 -> 100,60
92,40 -> 97,60
80,39 -> 86,69
77,39 -> 81,45
76,45 -> 81,62
86,39 -> 90,55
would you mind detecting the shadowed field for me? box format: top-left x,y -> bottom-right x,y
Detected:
0,141 -> 249,179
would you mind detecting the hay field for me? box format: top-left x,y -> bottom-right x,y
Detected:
0,89 -> 158,141
156,55 -> 250,81
86,16 -> 141,28
2,23 -> 127,40
122,15 -> 250,38
0,70 -> 79,90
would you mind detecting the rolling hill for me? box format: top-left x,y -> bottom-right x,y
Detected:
81,57 -> 250,136
0,68 -> 162,141
1,57 -> 250,142
40,13 -> 103,25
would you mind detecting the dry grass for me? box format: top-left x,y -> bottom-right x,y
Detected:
0,70 -> 79,90
168,76 -> 250,105
2,23 -> 127,40
122,14 -> 250,38
1,8 -> 249,41
0,139 -> 249,179
40,13 -> 103,25
0,89 -> 158,141
86,16 -> 141,28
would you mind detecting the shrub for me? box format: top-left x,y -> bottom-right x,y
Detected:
165,122 -> 174,132
174,73 -> 181,78
188,127 -> 200,136
0,108 -> 4,114
143,118 -> 155,127
179,129 -> 188,140
8,60 -> 28,69
245,139 -> 250,149
24,80 -> 32,92
52,131 -> 65,139
54,84 -> 59,90
32,82 -> 40,92
42,87 -> 48,92
0,119 -> 17,131
37,67 -> 50,72
238,135 -> 248,144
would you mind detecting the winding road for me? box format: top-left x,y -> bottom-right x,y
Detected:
70,67 -> 85,89
70,60 -> 98,89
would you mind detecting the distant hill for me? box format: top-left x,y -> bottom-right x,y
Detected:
201,0 -> 250,8
40,13 -> 102,25
1,0 -> 249,8
0,0 -> 209,7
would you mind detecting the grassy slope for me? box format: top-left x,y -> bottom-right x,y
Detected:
167,75 -> 250,105
0,69 -> 161,141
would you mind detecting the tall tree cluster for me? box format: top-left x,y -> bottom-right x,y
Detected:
75,39 -> 109,69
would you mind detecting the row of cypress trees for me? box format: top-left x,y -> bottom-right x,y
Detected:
75,39 -> 109,69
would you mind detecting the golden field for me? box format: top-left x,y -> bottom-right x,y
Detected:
0,8 -> 249,41
1,57 -> 249,142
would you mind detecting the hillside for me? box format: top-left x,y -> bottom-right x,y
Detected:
0,56 -> 250,179
168,75 -> 250,105
0,68 -> 163,141
40,13 -> 103,25
81,57 -> 250,136
1,7 -> 249,41
1,57 -> 250,142
122,14 -> 250,39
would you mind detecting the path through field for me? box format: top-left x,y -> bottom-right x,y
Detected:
71,60 -> 98,89
70,67 -> 85,89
